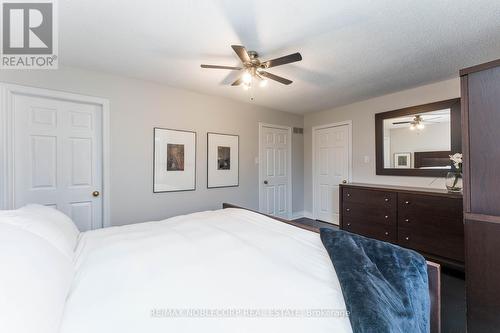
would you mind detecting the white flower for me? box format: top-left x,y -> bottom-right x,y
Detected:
449,153 -> 463,170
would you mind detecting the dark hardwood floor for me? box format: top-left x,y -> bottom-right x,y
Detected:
292,217 -> 466,333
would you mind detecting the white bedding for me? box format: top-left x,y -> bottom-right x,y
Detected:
60,208 -> 352,333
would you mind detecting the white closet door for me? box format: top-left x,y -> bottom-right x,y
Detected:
13,93 -> 103,231
314,125 -> 349,224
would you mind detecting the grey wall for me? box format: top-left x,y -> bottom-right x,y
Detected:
2,68 -> 462,222
303,78 -> 460,215
1,67 -> 304,225
388,122 -> 450,168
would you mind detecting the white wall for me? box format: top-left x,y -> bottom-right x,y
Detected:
0,66 -> 304,225
388,122 -> 450,168
303,78 -> 460,215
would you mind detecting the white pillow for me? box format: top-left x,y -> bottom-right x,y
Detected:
0,223 -> 74,333
0,205 -> 80,259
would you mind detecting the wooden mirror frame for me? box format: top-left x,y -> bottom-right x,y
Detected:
375,98 -> 461,177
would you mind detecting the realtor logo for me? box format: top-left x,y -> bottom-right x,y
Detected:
1,0 -> 58,69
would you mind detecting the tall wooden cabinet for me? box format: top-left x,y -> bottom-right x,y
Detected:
460,59 -> 500,332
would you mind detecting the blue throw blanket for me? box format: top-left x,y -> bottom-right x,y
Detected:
320,228 -> 429,333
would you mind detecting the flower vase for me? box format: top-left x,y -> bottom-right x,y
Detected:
446,172 -> 463,193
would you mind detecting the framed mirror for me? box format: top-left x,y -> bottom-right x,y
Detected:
375,98 -> 461,177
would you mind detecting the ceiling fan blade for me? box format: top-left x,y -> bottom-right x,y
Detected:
231,77 -> 243,86
200,64 -> 242,70
263,52 -> 302,68
259,71 -> 293,85
231,45 -> 250,63
392,121 -> 412,125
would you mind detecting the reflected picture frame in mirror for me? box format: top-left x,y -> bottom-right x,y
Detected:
394,152 -> 411,168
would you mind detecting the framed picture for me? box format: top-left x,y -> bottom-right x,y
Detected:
207,132 -> 239,188
394,152 -> 411,168
154,128 -> 196,192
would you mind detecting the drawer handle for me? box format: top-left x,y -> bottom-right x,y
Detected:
385,231 -> 389,236
405,236 -> 410,241
384,198 -> 389,202
347,223 -> 351,227
384,215 -> 389,219
346,208 -> 350,212
404,218 -> 409,223
346,193 -> 351,197
405,201 -> 410,205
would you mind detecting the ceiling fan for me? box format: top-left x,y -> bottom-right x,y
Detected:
392,115 -> 442,130
200,45 -> 302,89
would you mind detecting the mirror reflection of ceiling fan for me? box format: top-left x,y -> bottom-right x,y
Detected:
200,45 -> 302,90
392,115 -> 442,130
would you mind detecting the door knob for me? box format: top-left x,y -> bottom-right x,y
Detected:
342,180 -> 347,184
263,180 -> 268,185
92,191 -> 100,197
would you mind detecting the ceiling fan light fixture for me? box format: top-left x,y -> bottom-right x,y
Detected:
417,123 -> 425,130
409,124 -> 416,130
242,83 -> 251,91
259,79 -> 268,88
200,45 -> 302,88
242,72 -> 252,84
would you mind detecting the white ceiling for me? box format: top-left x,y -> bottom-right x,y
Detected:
59,0 -> 500,114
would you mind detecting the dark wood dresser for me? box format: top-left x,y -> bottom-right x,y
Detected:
461,59 -> 500,332
339,183 -> 464,269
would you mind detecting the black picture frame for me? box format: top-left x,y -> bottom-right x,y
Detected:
206,132 -> 239,189
153,127 -> 197,193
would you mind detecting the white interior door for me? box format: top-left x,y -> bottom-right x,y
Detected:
259,124 -> 291,219
314,124 -> 350,224
13,93 -> 103,231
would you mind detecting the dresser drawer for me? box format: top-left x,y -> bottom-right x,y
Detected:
398,223 -> 464,262
343,188 -> 396,207
343,216 -> 397,243
397,193 -> 464,262
342,204 -> 396,225
398,211 -> 463,235
398,193 -> 462,218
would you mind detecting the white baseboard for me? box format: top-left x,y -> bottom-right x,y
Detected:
303,211 -> 314,219
290,211 -> 314,220
290,211 -> 304,220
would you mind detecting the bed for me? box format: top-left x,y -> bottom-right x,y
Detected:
223,204 -> 441,333
0,204 -> 440,333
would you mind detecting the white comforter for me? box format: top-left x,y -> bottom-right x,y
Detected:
60,208 -> 352,333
